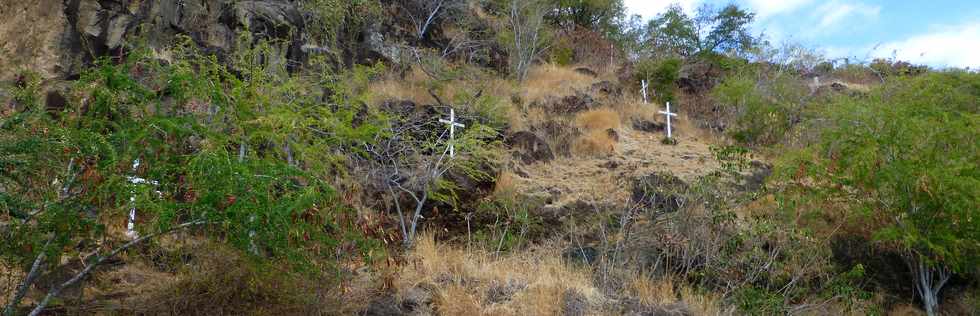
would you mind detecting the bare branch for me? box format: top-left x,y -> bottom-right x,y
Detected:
27,220 -> 207,316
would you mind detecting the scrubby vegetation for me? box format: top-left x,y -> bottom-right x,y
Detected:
1,0 -> 977,315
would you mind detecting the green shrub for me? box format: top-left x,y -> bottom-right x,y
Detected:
778,71 -> 980,315
0,39 -> 384,314
712,69 -> 807,145
635,57 -> 682,103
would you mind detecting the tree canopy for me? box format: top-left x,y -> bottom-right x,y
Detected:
645,3 -> 757,58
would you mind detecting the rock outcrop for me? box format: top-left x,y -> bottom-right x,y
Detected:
506,131 -> 555,164
1,0 -> 345,80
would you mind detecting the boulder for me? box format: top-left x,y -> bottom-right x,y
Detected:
632,119 -> 665,133
44,90 -> 68,113
361,21 -> 405,65
506,131 -> 554,164
544,91 -> 596,114
590,80 -> 623,97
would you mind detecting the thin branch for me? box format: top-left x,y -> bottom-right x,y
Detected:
28,220 -> 207,316
3,238 -> 51,316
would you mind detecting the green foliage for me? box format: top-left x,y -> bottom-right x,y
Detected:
710,144 -> 751,175
824,264 -> 876,312
472,193 -> 540,252
644,4 -> 697,57
712,68 -> 808,145
0,38 -> 385,291
303,0 -> 382,56
733,286 -> 785,315
11,71 -> 43,110
869,58 -> 929,78
544,0 -> 626,36
634,57 -> 682,103
548,39 -> 575,66
779,71 -> 980,275
644,4 -> 757,58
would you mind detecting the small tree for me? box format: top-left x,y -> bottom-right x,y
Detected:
504,0 -> 548,82
363,104 -> 495,247
363,112 -> 456,248
782,72 -> 980,315
399,0 -> 465,42
644,3 -> 757,58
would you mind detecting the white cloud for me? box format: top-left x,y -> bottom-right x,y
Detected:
623,0 -> 701,20
873,23 -> 980,68
814,1 -> 881,29
743,0 -> 813,19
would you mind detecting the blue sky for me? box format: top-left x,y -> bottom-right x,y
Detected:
623,0 -> 980,68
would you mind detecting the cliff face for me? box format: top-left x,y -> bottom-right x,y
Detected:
1,0 -> 313,81
0,0 -> 68,80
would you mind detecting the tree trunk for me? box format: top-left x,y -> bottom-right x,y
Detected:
3,239 -> 50,316
907,254 -> 951,316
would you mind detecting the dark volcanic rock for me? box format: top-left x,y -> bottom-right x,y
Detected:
632,119 -> 665,133
7,0 -> 317,79
562,246 -> 598,266
624,302 -> 692,316
562,289 -> 590,316
631,173 -> 689,215
506,131 -> 555,164
741,161 -> 772,192
45,90 -> 68,113
590,80 -> 623,97
574,67 -> 598,77
539,91 -> 596,114
605,128 -> 620,142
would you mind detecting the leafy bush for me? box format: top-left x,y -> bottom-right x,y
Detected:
1,40 -> 383,314
635,57 -> 682,103
869,58 -> 929,78
711,68 -> 808,145
778,71 -> 980,315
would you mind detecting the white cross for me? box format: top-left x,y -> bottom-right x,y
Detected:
659,102 -> 678,139
126,159 -> 159,239
641,79 -> 649,104
249,214 -> 259,255
438,108 -> 465,158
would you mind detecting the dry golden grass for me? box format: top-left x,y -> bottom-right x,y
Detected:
522,64 -> 595,103
394,236 -> 730,315
369,67 -> 438,105
680,287 -> 727,315
369,66 -> 514,108
395,235 -> 603,316
575,108 -> 621,131
628,274 -> 677,306
0,261 -> 24,306
493,171 -> 519,198
572,129 -> 617,157
887,304 -> 926,316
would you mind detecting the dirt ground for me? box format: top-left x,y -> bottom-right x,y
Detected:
513,111 -> 721,208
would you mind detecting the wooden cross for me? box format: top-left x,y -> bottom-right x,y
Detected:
438,108 -> 465,158
659,102 -> 678,139
126,159 -> 159,239
641,79 -> 649,104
